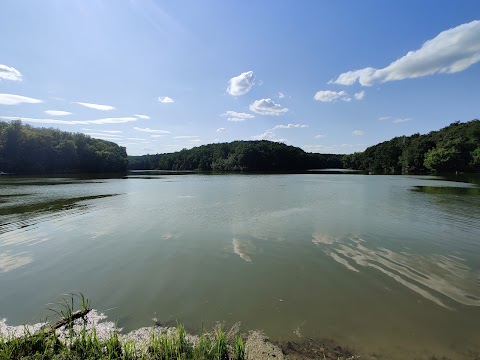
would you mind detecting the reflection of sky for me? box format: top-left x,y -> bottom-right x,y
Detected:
0,251 -> 32,272
312,232 -> 480,309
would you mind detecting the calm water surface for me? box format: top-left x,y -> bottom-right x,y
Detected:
1,173 -> 480,359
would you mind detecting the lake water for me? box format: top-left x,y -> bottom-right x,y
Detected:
1,173 -> 480,359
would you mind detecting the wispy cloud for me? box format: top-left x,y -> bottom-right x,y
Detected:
227,71 -> 255,96
331,20 -> 480,86
76,102 -> 115,111
83,132 -> 123,138
190,139 -> 201,143
278,92 -> 285,99
314,134 -> 326,138
378,116 -> 391,121
354,90 -> 365,100
303,144 -> 338,153
314,90 -> 351,102
158,96 -> 174,103
151,134 -> 166,138
45,110 -> 72,116
393,118 -> 413,124
249,98 -> 288,116
221,111 -> 255,122
0,94 -> 43,105
216,128 -> 227,132
126,137 -> 146,141
273,124 -> 308,130
173,135 -> 199,139
82,129 -> 122,134
1,116 -> 137,125
0,64 -> 22,81
133,127 -> 171,133
134,114 -> 151,119
352,130 -> 365,136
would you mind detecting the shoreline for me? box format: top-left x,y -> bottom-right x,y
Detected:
2,308 -> 470,360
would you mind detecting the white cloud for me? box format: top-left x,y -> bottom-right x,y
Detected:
252,131 -> 275,140
133,127 -> 171,133
216,128 -> 227,132
393,118 -> 413,124
158,96 -> 174,103
82,129 -> 122,133
354,90 -> 365,100
304,143 -> 366,154
251,131 -> 286,143
278,92 -> 285,99
0,94 -> 43,105
314,134 -> 326,138
190,139 -> 201,144
378,116 -> 391,121
273,124 -> 308,130
0,116 -> 137,125
352,130 -> 365,136
314,90 -> 351,102
126,137 -> 146,141
84,132 -> 123,138
332,20 -> 480,86
134,114 -> 150,119
174,135 -> 199,139
85,135 -> 123,141
227,71 -> 255,96
45,110 -> 72,116
0,64 -> 22,81
303,144 -> 338,153
221,111 -> 255,122
249,98 -> 288,116
76,102 -> 115,111
151,134 -> 166,138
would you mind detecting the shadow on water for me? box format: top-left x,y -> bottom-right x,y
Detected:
438,173 -> 480,186
0,194 -> 121,236
411,186 -> 480,195
0,194 -> 120,217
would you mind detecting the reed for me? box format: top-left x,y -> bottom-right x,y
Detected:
0,295 -> 245,360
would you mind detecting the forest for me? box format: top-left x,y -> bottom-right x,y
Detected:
342,119 -> 480,174
128,140 -> 343,171
0,120 -> 128,174
3,119 -> 479,175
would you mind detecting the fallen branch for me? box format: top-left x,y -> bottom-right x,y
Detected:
40,308 -> 91,335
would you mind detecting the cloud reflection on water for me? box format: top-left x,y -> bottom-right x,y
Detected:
0,251 -> 32,272
312,232 -> 480,309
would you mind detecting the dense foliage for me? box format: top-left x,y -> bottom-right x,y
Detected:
342,120 -> 480,174
129,140 -> 343,171
0,120 -> 128,174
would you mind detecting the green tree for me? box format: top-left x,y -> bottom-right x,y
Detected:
424,147 -> 461,172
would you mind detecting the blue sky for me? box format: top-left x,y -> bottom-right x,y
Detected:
1,1 -> 479,155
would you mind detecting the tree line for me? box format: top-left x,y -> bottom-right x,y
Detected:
128,140 -> 343,171
0,120 -> 128,174
342,119 -> 480,174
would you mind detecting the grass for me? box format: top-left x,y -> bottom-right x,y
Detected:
0,294 -> 246,360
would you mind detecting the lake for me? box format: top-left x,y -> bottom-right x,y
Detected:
1,172 -> 480,359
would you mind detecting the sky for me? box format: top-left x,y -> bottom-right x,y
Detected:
1,1 -> 479,156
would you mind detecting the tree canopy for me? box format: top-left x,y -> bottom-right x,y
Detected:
0,120 -> 128,174
128,140 -> 343,172
342,119 -> 480,174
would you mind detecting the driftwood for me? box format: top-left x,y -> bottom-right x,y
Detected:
5,309 -> 91,346
40,308 -> 91,335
